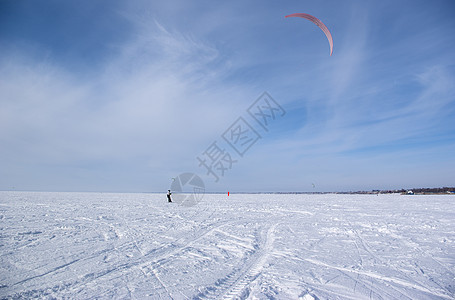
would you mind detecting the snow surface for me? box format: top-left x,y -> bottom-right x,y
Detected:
1,191 -> 454,299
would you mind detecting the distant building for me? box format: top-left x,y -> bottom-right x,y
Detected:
407,190 -> 414,195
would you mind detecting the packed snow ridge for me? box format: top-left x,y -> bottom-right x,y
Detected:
1,192 -> 454,299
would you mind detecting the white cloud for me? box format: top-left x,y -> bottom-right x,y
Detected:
0,15 -> 258,191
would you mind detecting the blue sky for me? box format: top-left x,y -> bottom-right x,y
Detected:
1,0 -> 454,192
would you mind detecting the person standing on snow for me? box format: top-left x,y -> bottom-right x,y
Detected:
167,190 -> 172,203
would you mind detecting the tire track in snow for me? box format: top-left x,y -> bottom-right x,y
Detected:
12,258 -> 82,287
352,228 -> 452,298
10,220 -> 234,298
195,223 -> 279,300
288,255 -> 403,300
87,220 -> 233,277
150,267 -> 173,299
304,258 -> 453,300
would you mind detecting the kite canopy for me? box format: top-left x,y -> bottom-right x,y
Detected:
285,13 -> 333,56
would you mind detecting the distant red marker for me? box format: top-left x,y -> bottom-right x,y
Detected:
228,192 -> 229,196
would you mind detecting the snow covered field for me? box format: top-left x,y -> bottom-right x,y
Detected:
1,192 -> 454,299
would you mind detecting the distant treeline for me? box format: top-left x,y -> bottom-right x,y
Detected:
226,187 -> 455,195
342,187 -> 455,195
401,187 -> 455,194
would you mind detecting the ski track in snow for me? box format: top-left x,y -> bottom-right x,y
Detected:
0,192 -> 454,299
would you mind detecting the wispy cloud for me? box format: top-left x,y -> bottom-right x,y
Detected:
0,13 -> 255,191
